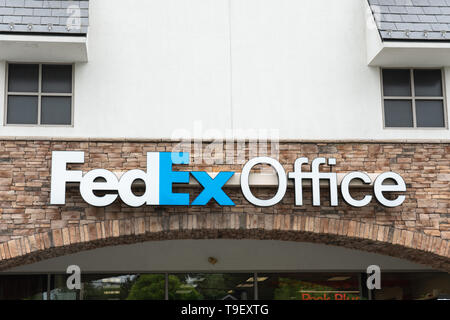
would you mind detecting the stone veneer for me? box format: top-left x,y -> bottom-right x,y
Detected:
0,139 -> 449,271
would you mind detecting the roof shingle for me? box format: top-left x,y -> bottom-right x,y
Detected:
369,0 -> 450,40
0,0 -> 88,34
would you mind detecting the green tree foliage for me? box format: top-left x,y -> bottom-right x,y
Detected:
195,274 -> 227,300
118,277 -> 134,300
127,274 -> 202,300
82,282 -> 105,300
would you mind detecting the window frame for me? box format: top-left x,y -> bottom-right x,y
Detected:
4,62 -> 75,127
380,67 -> 448,130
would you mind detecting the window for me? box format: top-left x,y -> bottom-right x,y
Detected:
5,63 -> 73,126
381,69 -> 447,128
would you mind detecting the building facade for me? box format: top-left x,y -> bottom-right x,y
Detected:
0,0 -> 449,300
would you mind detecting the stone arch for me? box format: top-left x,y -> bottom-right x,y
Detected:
1,214 -> 449,272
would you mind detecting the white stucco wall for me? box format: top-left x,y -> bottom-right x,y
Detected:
0,0 -> 448,140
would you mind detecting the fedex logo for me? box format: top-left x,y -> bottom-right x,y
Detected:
50,151 -> 235,207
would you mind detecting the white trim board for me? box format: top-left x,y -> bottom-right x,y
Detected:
0,34 -> 88,63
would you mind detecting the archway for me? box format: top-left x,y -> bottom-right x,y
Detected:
1,214 -> 449,272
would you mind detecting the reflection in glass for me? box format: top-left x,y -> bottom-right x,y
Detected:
50,275 -> 77,300
0,275 -> 47,300
83,274 -> 137,300
258,273 -> 361,300
169,273 -> 254,300
0,272 -> 449,300
126,274 -> 165,300
373,272 -> 450,300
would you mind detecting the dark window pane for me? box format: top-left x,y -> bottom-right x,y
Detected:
41,96 -> 72,125
8,64 -> 39,93
7,95 -> 38,124
382,69 -> 411,96
42,65 -> 72,93
414,69 -> 443,97
384,100 -> 413,127
416,100 -> 445,128
0,275 -> 47,300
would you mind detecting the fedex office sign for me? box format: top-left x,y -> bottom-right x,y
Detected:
51,151 -> 235,207
50,151 -> 407,208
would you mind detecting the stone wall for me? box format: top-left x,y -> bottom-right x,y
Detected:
0,139 -> 449,271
